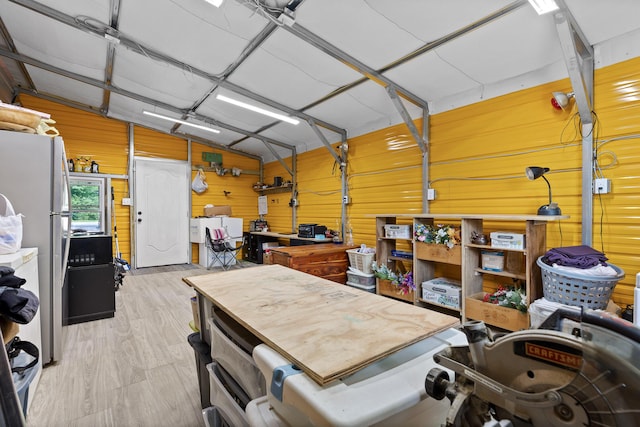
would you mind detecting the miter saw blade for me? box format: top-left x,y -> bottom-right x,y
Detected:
426,309 -> 640,427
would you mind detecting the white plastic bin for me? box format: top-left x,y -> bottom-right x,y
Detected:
207,362 -> 249,427
208,317 -> 266,399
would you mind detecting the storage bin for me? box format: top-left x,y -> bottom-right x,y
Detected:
465,292 -> 529,331
188,332 -> 213,409
537,257 -> 624,310
11,352 -> 39,417
421,278 -> 462,309
490,231 -> 525,250
346,270 -> 375,287
346,249 -> 375,274
345,281 -> 376,293
208,317 -> 266,399
384,224 -> 411,238
207,362 -> 249,427
481,250 -> 504,272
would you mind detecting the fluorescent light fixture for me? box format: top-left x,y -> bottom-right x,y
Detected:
216,94 -> 300,125
143,111 -> 220,134
527,0 -> 559,15
205,0 -> 224,7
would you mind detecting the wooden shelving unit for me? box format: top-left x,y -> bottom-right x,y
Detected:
375,214 -> 568,331
374,216 -> 414,303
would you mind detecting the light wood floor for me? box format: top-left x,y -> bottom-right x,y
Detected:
25,265 -> 215,427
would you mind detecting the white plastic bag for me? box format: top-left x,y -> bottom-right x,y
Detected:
191,169 -> 208,194
0,194 -> 23,255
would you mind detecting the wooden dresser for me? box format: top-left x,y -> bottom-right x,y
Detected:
270,243 -> 357,283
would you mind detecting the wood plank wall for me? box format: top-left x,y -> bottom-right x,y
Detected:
17,95 -> 260,265
19,55 -> 640,306
265,56 -> 640,307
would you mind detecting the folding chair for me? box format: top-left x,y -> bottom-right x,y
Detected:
205,227 -> 243,270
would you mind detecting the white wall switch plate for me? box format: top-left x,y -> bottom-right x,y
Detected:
427,189 -> 436,200
122,197 -> 132,206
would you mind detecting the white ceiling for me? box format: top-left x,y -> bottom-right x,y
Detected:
1,0 -> 639,163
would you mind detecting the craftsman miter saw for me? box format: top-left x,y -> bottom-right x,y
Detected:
425,309 -> 640,426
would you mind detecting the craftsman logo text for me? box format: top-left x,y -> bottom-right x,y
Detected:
524,342 -> 582,369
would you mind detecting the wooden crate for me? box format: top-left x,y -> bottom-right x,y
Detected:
377,279 -> 415,303
415,243 -> 462,265
465,292 -> 529,331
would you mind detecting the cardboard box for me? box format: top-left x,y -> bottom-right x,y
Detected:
490,231 -> 525,250
421,278 -> 462,309
204,205 -> 232,217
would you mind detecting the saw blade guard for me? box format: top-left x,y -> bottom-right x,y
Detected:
425,309 -> 640,426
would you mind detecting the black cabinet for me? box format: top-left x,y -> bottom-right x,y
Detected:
63,264 -> 115,325
63,236 -> 116,325
242,232 -> 278,264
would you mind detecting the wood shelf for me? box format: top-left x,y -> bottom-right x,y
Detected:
465,243 -> 527,253
376,213 -> 568,331
473,267 -> 526,281
388,255 -> 413,262
253,185 -> 292,194
417,298 -> 461,312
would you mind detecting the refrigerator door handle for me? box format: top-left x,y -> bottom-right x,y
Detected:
60,143 -> 72,279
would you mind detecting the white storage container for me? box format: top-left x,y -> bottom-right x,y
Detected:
207,362 -> 249,427
490,231 -> 525,250
346,270 -> 375,287
252,329 -> 468,427
384,224 -> 411,239
345,281 -> 376,293
481,250 -> 505,272
208,317 -> 266,399
245,396 -> 288,427
421,278 -> 462,309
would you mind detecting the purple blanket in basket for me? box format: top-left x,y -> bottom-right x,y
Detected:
542,245 -> 608,269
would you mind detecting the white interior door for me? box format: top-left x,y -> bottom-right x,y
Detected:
134,157 -> 189,268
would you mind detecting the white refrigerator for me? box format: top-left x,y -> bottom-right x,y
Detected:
0,131 -> 71,364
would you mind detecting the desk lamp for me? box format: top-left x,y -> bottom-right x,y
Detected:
525,166 -> 561,216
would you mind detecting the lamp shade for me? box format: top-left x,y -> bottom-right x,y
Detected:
525,166 -> 550,180
551,92 -> 574,110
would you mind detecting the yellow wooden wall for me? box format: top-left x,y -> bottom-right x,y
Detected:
19,55 -> 640,306
18,95 -> 260,265
264,57 -> 640,307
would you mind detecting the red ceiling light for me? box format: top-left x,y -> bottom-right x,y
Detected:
551,91 -> 575,110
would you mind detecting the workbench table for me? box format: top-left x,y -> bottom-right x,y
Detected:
183,264 -> 459,385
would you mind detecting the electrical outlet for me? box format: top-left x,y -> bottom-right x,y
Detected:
343,195 -> 350,205
121,197 -> 132,206
594,178 -> 611,194
427,189 -> 436,200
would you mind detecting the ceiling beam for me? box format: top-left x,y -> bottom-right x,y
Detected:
554,1 -> 595,246
0,47 -> 295,151
101,0 -> 122,114
7,0 -> 345,137
283,21 -> 428,111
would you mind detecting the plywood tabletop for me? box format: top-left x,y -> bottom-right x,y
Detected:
183,264 -> 459,385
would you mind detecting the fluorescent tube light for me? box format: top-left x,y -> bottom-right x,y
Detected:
205,0 -> 224,7
527,0 -> 559,15
143,111 -> 220,134
216,94 -> 300,125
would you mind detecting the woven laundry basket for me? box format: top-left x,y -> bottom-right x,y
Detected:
537,257 -> 624,309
